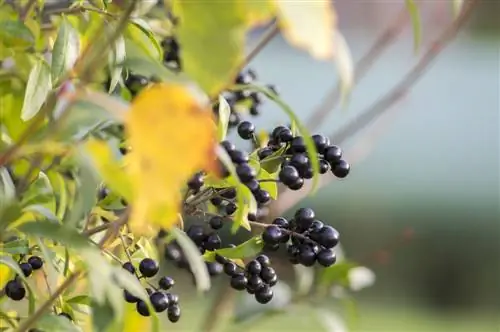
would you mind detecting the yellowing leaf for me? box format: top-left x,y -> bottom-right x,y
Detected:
126,84 -> 217,236
123,303 -> 151,332
274,0 -> 337,60
0,263 -> 12,289
244,0 -> 276,26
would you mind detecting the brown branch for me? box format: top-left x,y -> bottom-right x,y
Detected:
306,8 -> 408,131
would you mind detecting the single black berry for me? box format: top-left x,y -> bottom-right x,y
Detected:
164,243 -> 183,262
290,154 -> 309,173
229,149 -> 249,164
166,293 -> 179,305
309,220 -> 324,233
258,147 -> 273,160
271,126 -> 287,140
221,140 -> 236,153
247,275 -> 264,291
262,226 -> 283,245
225,202 -> 237,216
295,208 -> 315,230
298,245 -> 316,267
255,254 -> 271,267
203,233 -> 222,251
272,217 -> 290,229
221,188 -> 237,199
302,166 -> 314,179
317,249 -> 337,267
246,260 -> 262,275
139,258 -> 159,278
28,256 -> 43,270
210,196 -> 223,206
187,172 -> 204,192
324,145 -> 342,165
206,262 -> 223,276
317,226 -> 340,248
122,262 -> 135,274
19,263 -> 32,277
247,212 -> 257,221
136,300 -> 150,316
167,304 -> 181,323
245,179 -> 260,192
230,274 -> 248,290
332,160 -> 350,178
254,189 -> 271,205
150,291 -> 169,312
236,163 -> 256,182
223,262 -> 240,276
255,284 -> 273,304
215,254 -> 228,264
290,136 -> 306,153
260,267 -> 276,283
209,216 -> 224,230
312,134 -> 330,154
277,127 -> 293,143
288,177 -> 304,190
5,280 -> 25,301
159,276 -> 175,290
249,104 -> 260,116
279,165 -> 300,186
237,121 -> 255,140
124,289 -> 139,303
319,159 -> 330,174
187,225 -> 206,245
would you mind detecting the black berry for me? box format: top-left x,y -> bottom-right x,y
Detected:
247,275 -> 263,291
295,208 -> 315,230
136,300 -> 150,316
260,267 -> 276,283
312,134 -> 330,154
5,280 -> 25,301
298,245 -> 316,267
122,262 -> 135,274
139,258 -> 159,278
166,293 -> 179,305
255,189 -> 271,205
255,254 -> 271,267
237,121 -> 255,140
209,216 -> 224,230
158,276 -> 175,290
262,226 -> 282,245
19,263 -> 32,277
223,262 -> 240,276
258,147 -> 273,160
206,262 -> 223,276
290,136 -> 306,153
28,256 -> 43,270
150,291 -> 169,312
230,274 -> 248,290
288,177 -> 304,190
255,285 -> 273,304
229,149 -> 249,164
203,233 -> 222,251
277,127 -> 293,143
124,289 -> 139,303
167,304 -> 181,323
290,154 -> 309,174
317,249 -> 337,267
187,172 -> 204,192
225,202 -> 237,216
236,163 -> 256,182
221,140 -> 236,153
317,226 -> 340,248
187,225 -> 206,245
246,260 -> 262,275
319,159 -> 330,174
324,145 -> 342,165
245,179 -> 259,192
332,160 -> 350,178
279,165 -> 300,186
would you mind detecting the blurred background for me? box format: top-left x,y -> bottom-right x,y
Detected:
167,1 -> 499,331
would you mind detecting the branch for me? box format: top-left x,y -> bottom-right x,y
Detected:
306,8 -> 409,131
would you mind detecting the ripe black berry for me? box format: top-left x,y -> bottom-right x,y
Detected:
317,226 -> 340,248
260,267 -> 276,283
302,166 -> 314,179
237,121 -> 255,140
223,262 -> 239,276
312,134 -> 330,154
245,179 -> 259,192
124,289 -> 139,303
167,304 -> 181,323
255,285 -> 273,304
150,292 -> 169,312
229,149 -> 249,164
166,293 -> 179,305
272,217 -> 290,229
262,226 -> 282,245
255,254 -> 271,267
290,153 -> 309,173
290,136 -> 306,153
187,225 -> 206,245
5,280 -> 25,301
298,245 -> 316,267
246,260 -> 262,275
309,220 -> 324,233
97,187 -> 109,200
204,233 -> 222,251
28,256 -> 43,270
139,258 -> 159,278
249,104 -> 260,116
187,172 -> 204,192
210,196 -> 223,206
247,275 -> 263,291
319,159 -> 330,174
288,177 -> 304,190
136,300 -> 150,316
279,165 -> 300,186
324,145 -> 342,165
19,263 -> 32,277
295,208 -> 315,230
225,202 -> 237,216
230,274 -> 248,290
254,189 -> 271,205
209,216 -> 224,230
122,262 -> 135,274
221,140 -> 236,153
277,127 -> 293,143
258,147 -> 273,160
236,163 -> 256,182
332,160 -> 350,178
317,249 -> 337,267
158,276 -> 175,290
221,188 -> 237,199
206,262 -> 223,276
215,254 -> 228,264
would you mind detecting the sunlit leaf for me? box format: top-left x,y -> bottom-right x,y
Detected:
0,19 -> 34,48
216,95 -> 231,141
33,314 -> 80,332
108,36 -> 126,93
405,0 -> 422,52
0,238 -> 29,255
257,169 -> 278,199
274,0 -> 337,60
18,221 -> 91,248
126,83 -> 217,235
21,59 -> 52,121
203,237 -> 263,261
51,17 -> 80,83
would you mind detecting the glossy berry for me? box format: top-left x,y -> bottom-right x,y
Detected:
210,196 -> 223,206
302,166 -> 314,179
319,159 -> 330,174
246,260 -> 262,275
324,145 -> 343,165
290,154 -> 309,172
225,202 -> 237,216
122,262 -> 135,274
5,280 -> 25,301
230,274 -> 248,290
277,127 -> 293,143
247,212 -> 257,221
28,256 -> 43,270
150,292 -> 169,312
309,220 -> 324,233
298,245 -> 316,267
124,289 -> 139,303
221,188 -> 237,199
207,262 -> 223,276
260,267 -> 276,283
290,136 -> 306,153
19,263 -> 32,277
295,208 -> 315,230
245,179 -> 260,192
317,226 -> 340,248
255,285 -> 273,304
312,134 -> 330,154
215,254 -> 228,265
279,165 -> 300,186
262,226 -> 283,245
258,147 -> 273,160
247,275 -> 264,291
249,104 -> 260,116
272,217 -> 290,229
288,177 -> 304,190
229,150 -> 249,164
136,300 -> 150,316
159,276 -> 175,290
268,274 -> 278,287
255,254 -> 271,267
223,262 -> 240,276
187,225 -> 206,245
139,258 -> 159,278
166,293 -> 179,306
255,189 -> 271,205
209,216 -> 224,230
187,172 -> 204,192
333,160 -> 350,178
237,121 -> 255,140
167,304 -> 181,323
317,249 -> 337,267
58,312 -> 72,321
236,163 -> 256,182
221,140 -> 236,153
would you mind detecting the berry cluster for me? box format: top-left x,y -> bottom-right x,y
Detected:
261,208 -> 338,267
3,256 -> 43,301
217,254 -> 277,304
121,259 -> 181,322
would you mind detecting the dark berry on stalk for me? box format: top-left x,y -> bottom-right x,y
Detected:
260,267 -> 276,283
255,285 -> 273,304
187,225 -> 206,245
245,179 -> 259,192
206,262 -> 223,276
167,304 -> 181,323
236,163 -> 256,182
258,147 -> 273,160
298,245 -> 316,267
309,220 -> 324,233
302,167 -> 314,179
58,312 -> 72,320
237,121 -> 255,140
290,154 -> 309,173
295,208 -> 315,230
272,217 -> 290,229
319,159 -> 330,174
124,289 -> 139,303
228,112 -> 241,127
277,127 -> 293,143
318,226 -> 340,248
139,258 -> 159,278
19,263 -> 32,277
221,140 -> 236,153
333,160 -> 350,178
230,150 -> 249,164
187,172 -> 204,192
5,280 -> 25,301
312,134 -> 330,154
223,262 -> 239,276
268,274 -> 278,286
221,188 -> 237,199
210,196 -> 223,206
28,256 -> 43,270
279,165 -> 300,186
230,274 -> 248,290
255,189 -> 271,205
246,260 -> 262,275
317,249 -> 337,267
215,254 -> 228,264
290,136 -> 306,153
166,293 -> 179,305
271,126 -> 287,140
204,233 -> 222,251
264,243 -> 280,252
209,216 -> 224,230
165,243 -> 182,261
255,254 -> 271,267
122,262 -> 135,274
249,104 -> 260,116
159,276 -> 175,290
324,145 -> 342,165
136,300 -> 150,316
262,226 -> 282,245
288,177 -> 304,190
247,212 -> 257,221
247,275 -> 263,291
225,202 -> 237,216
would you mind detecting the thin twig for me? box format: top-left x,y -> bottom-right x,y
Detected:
306,8 -> 408,131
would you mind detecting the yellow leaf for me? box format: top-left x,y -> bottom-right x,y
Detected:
0,264 -> 12,289
274,0 -> 337,60
126,83 -> 217,236
244,0 -> 276,26
123,303 -> 151,332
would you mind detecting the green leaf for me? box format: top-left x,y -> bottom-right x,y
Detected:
0,201 -> 22,233
91,300 -> 116,332
33,314 -> 80,332
204,237 -> 263,261
405,0 -> 422,52
0,255 -> 36,314
66,295 -> 92,306
23,205 -> 59,223
51,17 -> 80,83
21,59 -> 52,121
0,238 -> 29,255
216,95 -> 231,141
129,19 -> 162,60
319,261 -> 357,287
124,21 -> 161,60
21,172 -> 56,214
171,227 -> 210,292
260,145 -> 287,173
122,57 -> 177,83
257,169 -> 278,199
108,36 -> 126,93
17,221 -> 90,249
0,167 -> 15,207
0,19 -> 34,48
173,0 -> 246,95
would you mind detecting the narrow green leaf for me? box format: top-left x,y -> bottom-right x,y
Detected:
0,19 -> 34,48
122,57 -> 176,82
17,221 -> 90,248
33,314 -> 80,332
23,205 -> 59,223
108,36 -> 126,93
129,19 -> 162,60
0,167 -> 16,207
333,31 -> 354,103
216,95 -> 231,141
21,59 -> 52,121
171,227 -> 210,292
66,295 -> 92,306
204,237 -> 263,261
124,21 -> 161,60
0,238 -> 29,255
319,261 -> 357,287
0,311 -> 17,328
51,17 -> 80,83
257,169 -> 278,199
405,0 -> 422,52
